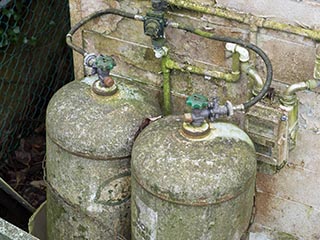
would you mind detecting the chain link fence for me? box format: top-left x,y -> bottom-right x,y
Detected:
0,0 -> 74,163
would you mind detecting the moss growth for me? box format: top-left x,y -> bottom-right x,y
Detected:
276,231 -> 299,240
257,159 -> 287,175
46,190 -> 67,240
167,0 -> 320,41
77,224 -> 88,233
161,54 -> 172,115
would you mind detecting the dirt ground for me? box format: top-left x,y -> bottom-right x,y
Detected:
1,124 -> 46,209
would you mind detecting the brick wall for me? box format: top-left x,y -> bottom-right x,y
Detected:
68,0 -> 320,238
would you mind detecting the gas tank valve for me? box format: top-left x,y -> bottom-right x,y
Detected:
184,93 -> 233,126
84,54 -> 117,96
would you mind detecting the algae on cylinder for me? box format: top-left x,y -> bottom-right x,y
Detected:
46,76 -> 160,240
131,116 -> 257,240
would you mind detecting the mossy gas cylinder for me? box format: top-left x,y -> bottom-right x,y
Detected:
46,55 -> 160,240
131,95 -> 257,240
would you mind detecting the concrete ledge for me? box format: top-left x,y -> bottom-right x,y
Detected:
0,218 -> 38,240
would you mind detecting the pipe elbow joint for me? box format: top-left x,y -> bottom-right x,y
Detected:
306,79 -> 319,90
226,43 -> 250,62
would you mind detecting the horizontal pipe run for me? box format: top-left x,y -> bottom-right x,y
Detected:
166,0 -> 320,41
167,21 -> 273,110
66,9 -> 144,55
284,79 -> 320,96
163,57 -> 240,82
283,52 -> 320,99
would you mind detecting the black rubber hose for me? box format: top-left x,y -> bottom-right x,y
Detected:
66,9 -> 272,109
169,23 -> 273,110
66,9 -> 137,56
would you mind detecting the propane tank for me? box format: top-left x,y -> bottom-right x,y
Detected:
46,54 -> 160,240
131,94 -> 256,240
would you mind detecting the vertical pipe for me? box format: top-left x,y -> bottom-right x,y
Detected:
231,52 -> 240,74
314,44 -> 320,80
161,54 -> 172,115
241,63 -> 264,96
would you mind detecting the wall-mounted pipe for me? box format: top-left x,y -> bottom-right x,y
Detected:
225,43 -> 264,96
241,63 -> 264,96
66,9 -> 144,56
279,50 -> 320,150
283,79 -> 320,97
65,6 -> 273,114
160,49 -> 241,115
282,48 -> 320,100
161,53 -> 172,115
225,43 -> 250,63
166,0 -> 320,41
167,22 -> 273,110
64,7 -> 242,115
314,46 -> 320,80
162,53 -> 241,82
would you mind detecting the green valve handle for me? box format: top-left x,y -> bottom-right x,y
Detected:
186,94 -> 208,109
95,55 -> 116,72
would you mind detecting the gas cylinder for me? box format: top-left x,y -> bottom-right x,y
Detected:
46,55 -> 160,240
131,95 -> 256,240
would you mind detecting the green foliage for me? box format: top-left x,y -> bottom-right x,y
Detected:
0,1 -> 37,48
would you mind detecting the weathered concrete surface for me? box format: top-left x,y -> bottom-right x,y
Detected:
290,91 -> 320,172
83,30 -> 162,87
46,142 -> 131,240
251,91 -> 320,239
132,116 -> 256,239
46,76 -> 160,239
254,191 -> 320,240
28,201 -> 47,240
256,29 -> 315,85
68,0 -> 85,80
0,217 -> 38,240
249,224 -> 299,240
68,0 -> 320,239
165,12 -> 250,68
216,0 -> 320,28
46,77 -> 160,158
257,166 -> 320,210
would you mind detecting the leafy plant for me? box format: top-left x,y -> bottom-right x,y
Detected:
0,1 -> 36,48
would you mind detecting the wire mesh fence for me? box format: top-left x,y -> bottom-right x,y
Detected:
0,0 -> 74,163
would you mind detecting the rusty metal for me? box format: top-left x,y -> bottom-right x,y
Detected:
103,76 -> 115,87
181,121 -> 211,139
132,172 -> 256,206
92,79 -> 118,96
47,132 -> 131,161
245,100 -> 289,174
